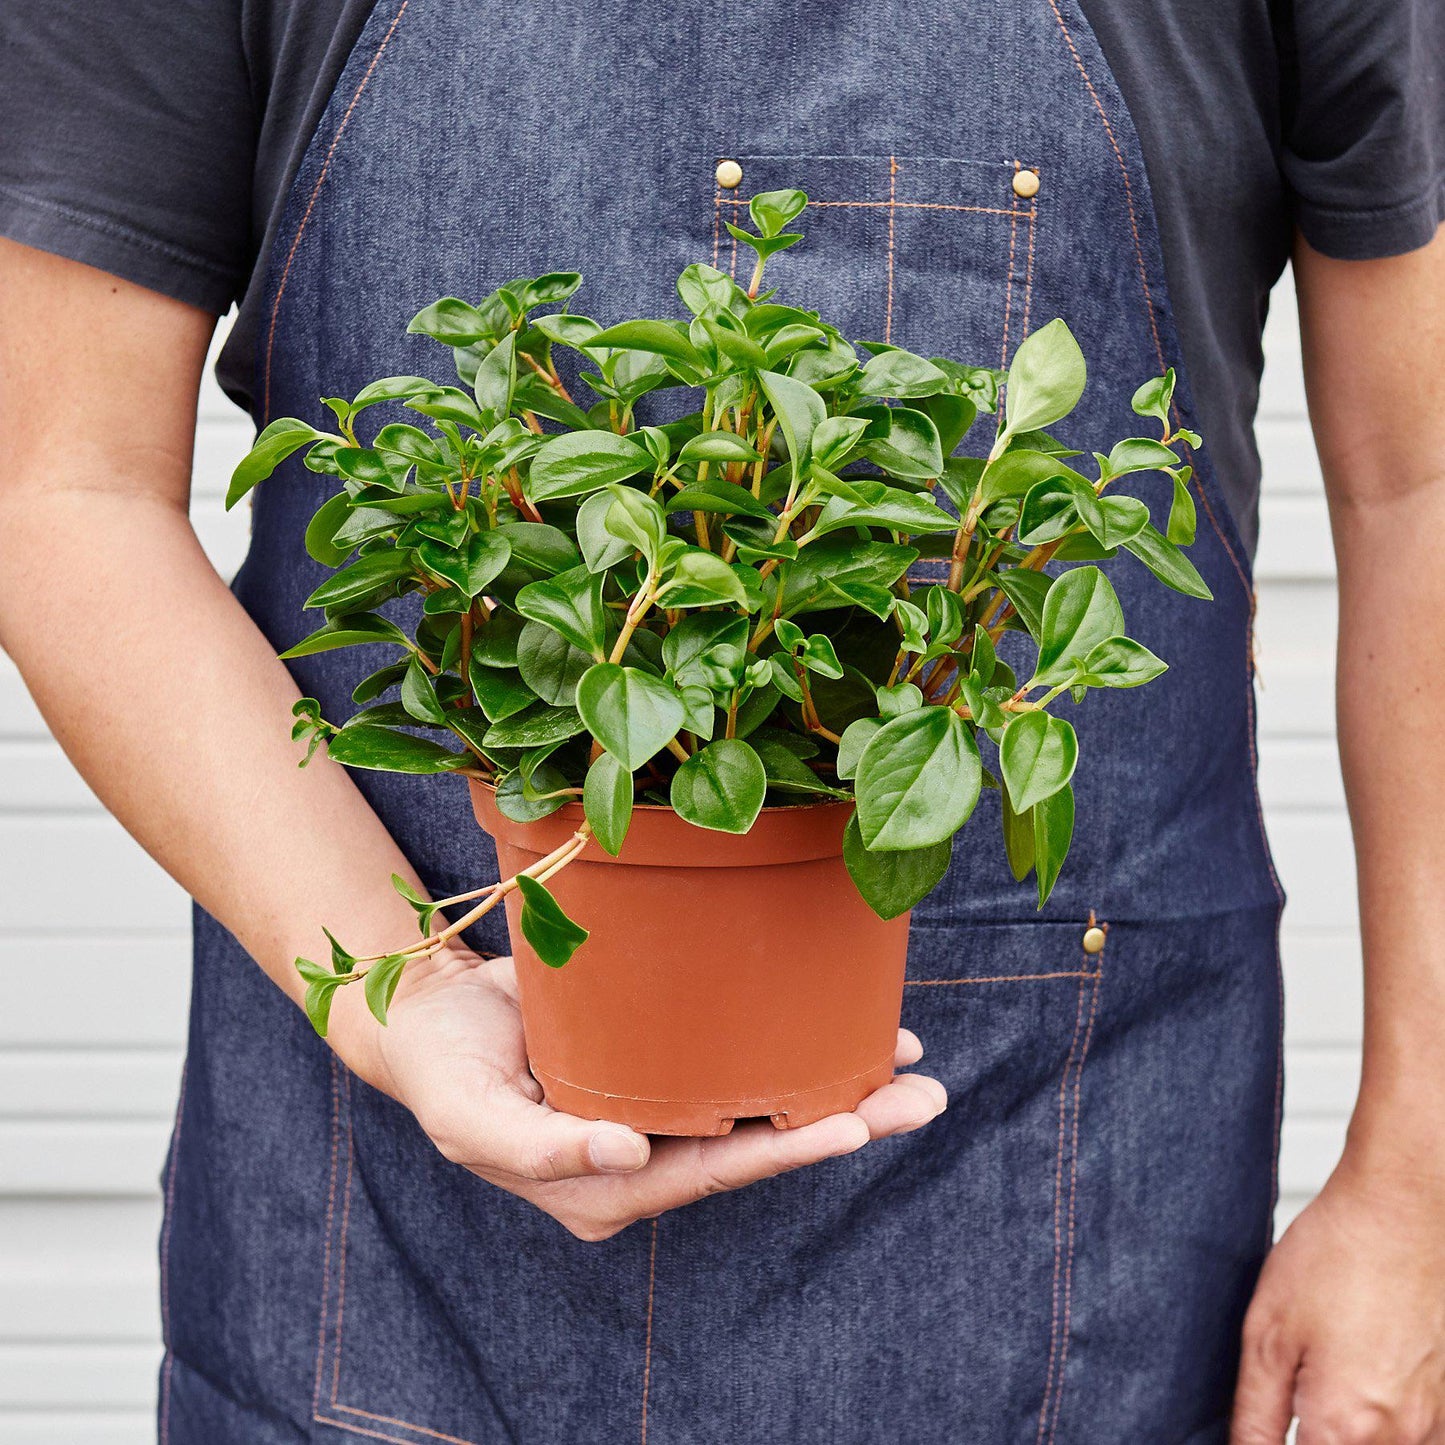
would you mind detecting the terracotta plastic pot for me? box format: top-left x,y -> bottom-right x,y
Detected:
470,781 -> 912,1136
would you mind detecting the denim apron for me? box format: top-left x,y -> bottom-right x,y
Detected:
159,2 -> 1286,1440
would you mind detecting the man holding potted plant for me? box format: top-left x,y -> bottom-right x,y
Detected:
2,1 -> 1445,1442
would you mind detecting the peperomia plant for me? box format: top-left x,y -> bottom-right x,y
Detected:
230,190 -> 1211,1034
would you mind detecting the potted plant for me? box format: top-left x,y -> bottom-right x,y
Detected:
230,189 -> 1209,1135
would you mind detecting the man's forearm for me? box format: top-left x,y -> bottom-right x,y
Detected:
0,484 -> 434,1071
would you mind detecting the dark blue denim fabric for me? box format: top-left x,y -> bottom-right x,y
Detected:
158,2 -> 1286,1440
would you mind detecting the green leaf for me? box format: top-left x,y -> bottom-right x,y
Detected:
481,702 -> 586,750
809,479 -> 957,537
657,548 -> 750,607
809,415 -> 871,471
749,188 -> 808,237
494,767 -> 568,822
1167,469 -> 1198,546
1033,566 -> 1125,686
300,970 -> 342,1037
400,657 -> 448,724
326,724 -> 468,774
842,814 -> 951,920
467,663 -> 537,721
1130,369 -> 1176,427
752,739 -> 848,797
678,430 -> 763,465
999,711 -> 1078,813
583,752 -> 633,856
1001,785 -> 1035,882
1000,319 -> 1086,443
1077,635 -> 1167,688
780,538 -> 917,617
676,262 -> 742,317
305,492 -> 356,567
670,738 -> 767,833
373,423 -> 445,468
857,348 -> 950,399
588,319 -> 704,370
516,874 -> 589,967
855,406 -> 945,480
757,369 -> 826,470
515,620 -> 592,706
407,296 -> 494,346
515,565 -> 608,658
473,332 -> 517,427
1033,784 -> 1075,906
663,614 -> 749,683
1095,494 -> 1151,549
527,430 -> 654,501
836,716 -> 883,781
1123,523 -> 1213,600
227,419 -> 327,508
469,610 -> 526,667
418,532 -> 511,597
279,612 -> 412,659
363,953 -> 408,1025
1106,437 -> 1178,477
990,569 -> 1054,638
303,549 -> 416,612
576,490 -> 636,572
576,664 -> 686,770
854,707 -> 982,851
603,485 -> 667,565
665,479 -> 774,519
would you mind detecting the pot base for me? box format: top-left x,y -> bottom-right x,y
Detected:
532,1055 -> 896,1137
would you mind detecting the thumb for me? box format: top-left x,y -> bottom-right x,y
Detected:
479,1092 -> 652,1183
1230,1311 -> 1298,1445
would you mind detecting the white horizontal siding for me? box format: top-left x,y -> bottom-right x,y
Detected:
0,277 -> 1365,1431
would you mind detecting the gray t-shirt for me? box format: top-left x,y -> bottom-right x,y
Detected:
2,1 -> 1442,555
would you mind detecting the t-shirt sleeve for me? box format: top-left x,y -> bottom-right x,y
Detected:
1281,0 -> 1445,259
0,1 -> 255,312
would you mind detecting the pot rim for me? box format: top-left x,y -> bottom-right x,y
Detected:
468,777 -> 857,868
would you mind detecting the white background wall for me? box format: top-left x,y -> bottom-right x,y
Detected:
0,276 -> 1351,1440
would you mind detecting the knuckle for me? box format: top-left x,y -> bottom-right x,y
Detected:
559,1212 -> 623,1244
521,1140 -> 574,1184
1240,1307 -> 1291,1370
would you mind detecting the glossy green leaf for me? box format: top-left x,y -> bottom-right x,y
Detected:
678,430 -> 762,465
576,664 -> 686,770
418,532 -> 511,597
842,814 -> 951,920
670,738 -> 767,833
473,332 -> 517,427
665,479 -> 773,519
808,480 -> 957,537
279,612 -> 412,659
854,707 -> 982,850
657,548 -> 750,607
481,702 -> 586,750
757,368 -> 826,469
227,418 -> 327,508
1033,566 -> 1125,686
515,565 -> 608,658
999,710 -> 1078,813
858,348 -> 950,399
1077,635 -> 1167,688
527,429 -> 654,501
1123,523 -> 1213,600
516,874 -> 589,967
583,751 -> 634,856
363,953 -> 408,1025
1167,469 -> 1198,546
400,657 -> 448,725
603,485 -> 667,564
1000,319 -> 1087,443
749,188 -> 808,237
1033,783 -> 1075,906
1130,369 -> 1176,427
588,319 -> 704,369
325,724 -> 468,774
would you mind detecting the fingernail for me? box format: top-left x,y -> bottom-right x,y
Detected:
589,1129 -> 647,1173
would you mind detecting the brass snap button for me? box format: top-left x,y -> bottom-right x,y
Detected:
1012,168 -> 1040,199
716,159 -> 743,190
1082,925 -> 1106,955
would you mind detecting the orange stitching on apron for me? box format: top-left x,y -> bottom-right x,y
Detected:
719,196 -> 1021,218
262,0 -> 411,421
331,1404 -> 480,1445
312,1055 -> 343,1424
315,1416 -> 430,1444
331,1070 -> 357,1407
1047,950 -> 1104,1443
1034,942 -> 1094,1442
1000,175 -> 1020,369
906,970 -> 1101,986
158,1060 -> 188,1444
1021,196 -> 1039,341
884,155 -> 899,344
640,1217 -> 659,1444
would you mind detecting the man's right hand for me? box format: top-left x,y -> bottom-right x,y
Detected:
330,949 -> 947,1242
